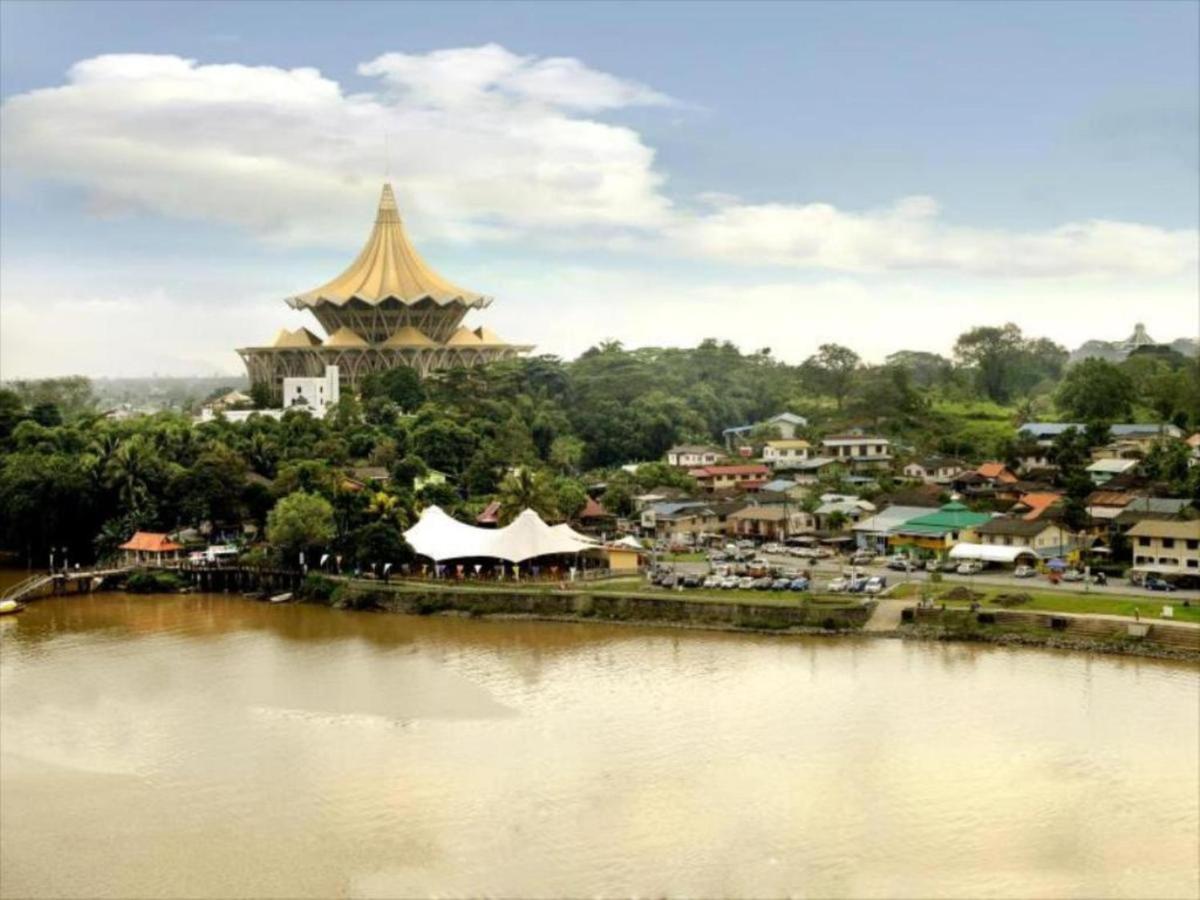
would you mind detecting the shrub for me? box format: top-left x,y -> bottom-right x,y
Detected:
331,586 -> 388,611
125,569 -> 183,594
298,573 -> 337,603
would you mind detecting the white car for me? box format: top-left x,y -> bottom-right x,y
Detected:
956,562 -> 983,575
721,576 -> 740,589
737,576 -> 755,590
864,576 -> 887,595
1062,569 -> 1084,582
762,542 -> 783,555
702,575 -> 722,589
1013,565 -> 1036,579
827,577 -> 849,593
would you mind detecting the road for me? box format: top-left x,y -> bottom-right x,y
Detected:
660,553 -> 1200,603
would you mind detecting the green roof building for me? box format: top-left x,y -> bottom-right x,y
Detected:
889,502 -> 993,550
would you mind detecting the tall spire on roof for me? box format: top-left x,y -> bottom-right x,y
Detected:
376,182 -> 401,225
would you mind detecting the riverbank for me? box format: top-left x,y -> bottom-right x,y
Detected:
294,576 -> 1200,662
304,577 -> 873,635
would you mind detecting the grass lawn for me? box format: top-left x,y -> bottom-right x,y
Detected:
659,552 -> 708,562
892,583 -> 1200,624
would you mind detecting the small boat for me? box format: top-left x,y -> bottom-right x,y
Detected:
269,592 -> 293,604
0,599 -> 25,616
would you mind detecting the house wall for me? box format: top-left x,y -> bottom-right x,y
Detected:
1132,535 -> 1200,572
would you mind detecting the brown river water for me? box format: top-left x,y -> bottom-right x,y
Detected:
0,585 -> 1197,899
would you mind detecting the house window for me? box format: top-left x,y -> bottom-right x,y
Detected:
1138,537 -> 1151,547
1186,540 -> 1198,550
1163,538 -> 1175,548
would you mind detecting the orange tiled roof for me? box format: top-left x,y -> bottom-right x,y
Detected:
119,532 -> 183,552
977,462 -> 1018,483
1017,492 -> 1063,520
580,496 -> 611,519
1088,491 -> 1136,507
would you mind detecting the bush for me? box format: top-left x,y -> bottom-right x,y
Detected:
298,573 -> 337,603
330,586 -> 388,611
125,569 -> 184,594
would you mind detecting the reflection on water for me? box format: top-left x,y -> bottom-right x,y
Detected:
1,591 -> 1197,899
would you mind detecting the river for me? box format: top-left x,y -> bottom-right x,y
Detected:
1,588 -> 1197,899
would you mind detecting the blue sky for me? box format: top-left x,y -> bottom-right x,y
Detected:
1,0 -> 1197,376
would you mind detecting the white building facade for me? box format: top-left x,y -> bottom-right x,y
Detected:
283,366 -> 340,417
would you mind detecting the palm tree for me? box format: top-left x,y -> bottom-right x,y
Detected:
106,437 -> 155,517
496,468 -> 558,524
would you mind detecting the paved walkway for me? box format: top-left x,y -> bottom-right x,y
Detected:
863,599 -> 908,632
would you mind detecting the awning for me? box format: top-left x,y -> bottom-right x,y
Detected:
949,542 -> 1038,564
404,506 -> 597,564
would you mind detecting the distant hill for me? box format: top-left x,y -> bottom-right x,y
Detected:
1069,323 -> 1198,365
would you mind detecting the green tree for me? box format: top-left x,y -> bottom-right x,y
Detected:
553,477 -> 589,521
802,344 -> 861,411
497,468 -> 558,523
266,491 -> 335,565
352,520 -> 414,570
360,366 -> 425,411
1056,359 -> 1135,421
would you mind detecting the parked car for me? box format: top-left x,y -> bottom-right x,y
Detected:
886,556 -> 912,571
736,540 -> 755,550
955,562 -> 982,575
849,552 -> 875,566
721,575 -> 740,589
770,577 -> 792,591
702,575 -> 722,589
708,550 -> 728,563
1061,569 -> 1084,582
864,575 -> 887,595
1145,576 -> 1176,592
827,577 -> 849,593
1013,565 -> 1036,579
681,573 -> 704,588
847,576 -> 870,594
737,576 -> 755,590
789,577 -> 810,591
924,559 -> 941,572
751,577 -> 773,590
762,543 -> 783,555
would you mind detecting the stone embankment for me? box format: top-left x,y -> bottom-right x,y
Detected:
316,579 -> 873,635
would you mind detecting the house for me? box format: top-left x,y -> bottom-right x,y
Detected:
820,434 -> 892,468
1087,490 -> 1138,521
203,389 -> 253,414
888,502 -> 993,552
814,496 -> 876,530
1019,422 -> 1184,446
786,456 -> 844,485
665,444 -> 724,468
119,532 -> 184,565
851,506 -> 932,553
762,439 -> 812,469
722,411 -> 809,447
1086,457 -> 1139,486
973,518 -> 1076,559
1008,492 -> 1063,521
577,496 -> 615,533
688,464 -> 770,492
1126,520 -> 1200,576
902,456 -> 966,485
759,478 -> 809,502
414,469 -> 449,492
640,502 -> 719,542
1187,433 -> 1200,468
726,506 -> 815,541
976,462 -> 1019,485
1112,497 -> 1194,529
874,484 -> 944,509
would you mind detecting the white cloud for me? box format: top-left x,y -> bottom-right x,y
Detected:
1,47 -> 1195,280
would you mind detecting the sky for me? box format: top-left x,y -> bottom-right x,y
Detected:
1,0 -> 1197,377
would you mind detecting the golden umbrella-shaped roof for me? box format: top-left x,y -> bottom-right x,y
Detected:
287,184 -> 490,310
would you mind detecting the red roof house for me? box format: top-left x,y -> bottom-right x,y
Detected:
118,532 -> 183,564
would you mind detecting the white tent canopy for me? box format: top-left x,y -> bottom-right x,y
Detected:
949,542 -> 1038,564
404,506 -> 597,564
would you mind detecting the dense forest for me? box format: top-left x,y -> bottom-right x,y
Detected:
2,324 -> 1198,569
